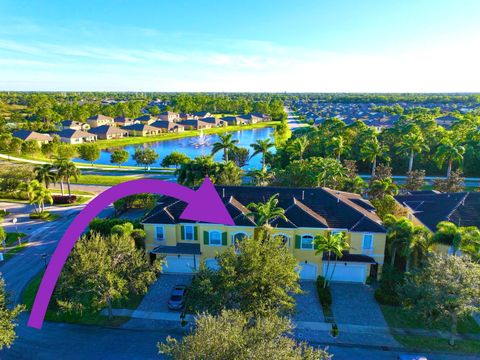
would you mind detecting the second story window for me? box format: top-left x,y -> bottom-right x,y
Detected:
301,235 -> 314,250
183,225 -> 195,241
209,231 -> 222,246
155,226 -> 165,241
362,233 -> 373,250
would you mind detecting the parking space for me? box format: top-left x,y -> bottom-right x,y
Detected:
132,274 -> 193,313
330,283 -> 388,326
293,281 -> 324,322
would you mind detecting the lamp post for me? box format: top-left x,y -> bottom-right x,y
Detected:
12,217 -> 20,245
42,253 -> 48,270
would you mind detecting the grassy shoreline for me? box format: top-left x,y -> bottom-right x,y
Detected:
0,121 -> 276,168
96,121 -> 277,149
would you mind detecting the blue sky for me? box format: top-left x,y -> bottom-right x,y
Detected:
1,0 -> 479,92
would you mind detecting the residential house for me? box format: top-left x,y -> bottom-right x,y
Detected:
150,120 -> 185,133
142,186 -> 387,283
86,114 -> 114,128
395,191 -> 480,254
56,129 -> 97,144
61,120 -> 90,131
238,114 -> 263,124
177,119 -> 213,130
12,130 -> 52,144
88,125 -> 128,140
179,113 -> 197,121
193,111 -> 211,119
114,116 -> 137,127
122,123 -> 162,137
158,111 -> 180,122
135,115 -> 156,125
202,117 -> 227,127
221,116 -> 244,126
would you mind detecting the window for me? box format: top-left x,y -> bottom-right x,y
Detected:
232,232 -> 248,245
184,225 -> 194,241
276,234 -> 290,247
301,235 -> 314,250
155,226 -> 165,241
209,231 -> 222,246
362,233 -> 373,250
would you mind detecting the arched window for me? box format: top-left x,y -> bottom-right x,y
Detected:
231,232 -> 248,245
275,233 -> 290,247
301,235 -> 314,250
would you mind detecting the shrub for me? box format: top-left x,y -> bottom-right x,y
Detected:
29,211 -> 51,219
373,264 -> 404,306
316,275 -> 332,317
88,218 -> 142,236
374,288 -> 400,306
52,195 -> 77,204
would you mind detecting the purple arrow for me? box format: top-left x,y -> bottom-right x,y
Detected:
27,177 -> 234,329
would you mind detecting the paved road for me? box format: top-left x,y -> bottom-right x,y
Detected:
2,315 -> 476,360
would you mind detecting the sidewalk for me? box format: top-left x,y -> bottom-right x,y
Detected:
105,308 -> 480,342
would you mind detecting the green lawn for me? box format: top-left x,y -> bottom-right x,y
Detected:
381,305 -> 480,334
3,232 -> 27,261
395,335 -> 480,354
73,174 -> 141,186
22,272 -> 144,327
29,211 -> 60,221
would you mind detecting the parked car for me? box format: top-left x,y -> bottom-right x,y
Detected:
397,355 -> 428,360
167,285 -> 188,310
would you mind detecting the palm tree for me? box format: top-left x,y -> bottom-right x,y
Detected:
63,161 -> 81,197
368,177 -> 399,199
34,164 -> 56,189
211,133 -> 239,163
384,215 -> 413,267
19,180 -> 53,214
314,232 -> 350,288
360,136 -> 389,177
246,194 -> 286,226
435,139 -> 465,177
403,226 -> 434,271
316,161 -> 346,189
326,136 -> 349,161
248,168 -> 273,186
250,139 -> 275,170
431,221 -> 480,258
53,157 -> 68,196
176,156 -> 217,187
286,137 -> 309,160
396,132 -> 429,173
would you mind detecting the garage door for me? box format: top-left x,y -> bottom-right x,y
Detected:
163,255 -> 198,274
323,263 -> 366,283
297,263 -> 317,280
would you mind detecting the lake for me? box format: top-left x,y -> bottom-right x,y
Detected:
73,127 -> 275,169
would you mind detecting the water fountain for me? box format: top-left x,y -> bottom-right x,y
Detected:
190,129 -> 211,148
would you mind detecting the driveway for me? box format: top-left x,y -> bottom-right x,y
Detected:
123,274 -> 193,329
330,283 -> 387,327
293,281 -> 324,322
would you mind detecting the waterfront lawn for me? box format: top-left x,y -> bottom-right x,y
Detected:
73,174 -> 141,186
22,272 -> 142,327
97,121 -> 277,149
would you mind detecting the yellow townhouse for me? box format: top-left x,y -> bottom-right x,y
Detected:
142,186 -> 387,283
395,190 -> 480,255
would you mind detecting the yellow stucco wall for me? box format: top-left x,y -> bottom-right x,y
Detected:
144,223 -> 387,280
